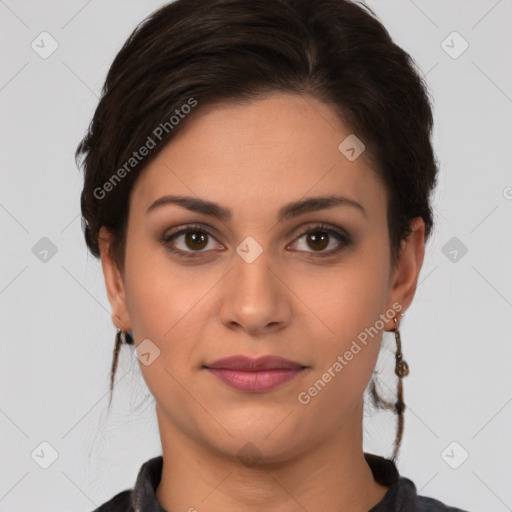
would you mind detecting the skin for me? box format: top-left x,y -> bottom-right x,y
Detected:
99,92 -> 425,512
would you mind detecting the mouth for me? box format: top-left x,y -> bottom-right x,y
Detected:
203,355 -> 308,393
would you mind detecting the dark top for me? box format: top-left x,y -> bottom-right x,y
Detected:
92,453 -> 469,512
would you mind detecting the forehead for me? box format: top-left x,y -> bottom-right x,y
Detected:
130,92 -> 386,220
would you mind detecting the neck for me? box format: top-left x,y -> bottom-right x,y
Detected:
155,401 -> 388,512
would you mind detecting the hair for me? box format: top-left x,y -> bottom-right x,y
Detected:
76,0 -> 438,461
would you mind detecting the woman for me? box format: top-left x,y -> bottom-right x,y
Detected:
76,0 -> 468,510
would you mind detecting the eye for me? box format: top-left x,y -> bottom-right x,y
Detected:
288,223 -> 352,258
160,223 -> 352,259
161,224 -> 222,258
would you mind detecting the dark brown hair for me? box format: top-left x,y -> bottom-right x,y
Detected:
76,0 -> 438,461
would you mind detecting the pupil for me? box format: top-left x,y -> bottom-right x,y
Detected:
186,232 -> 207,250
309,232 -> 328,250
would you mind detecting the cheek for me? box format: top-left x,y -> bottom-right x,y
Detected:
122,249 -> 191,386
294,240 -> 391,391
297,248 -> 390,345
124,238 -> 205,337
123,242 -> 227,392
296,265 -> 388,420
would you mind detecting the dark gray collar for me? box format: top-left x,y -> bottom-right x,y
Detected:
95,453 -> 467,511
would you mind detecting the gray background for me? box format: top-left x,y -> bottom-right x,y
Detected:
1,1 -> 511,511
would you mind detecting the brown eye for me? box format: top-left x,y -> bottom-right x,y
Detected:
305,231 -> 329,251
162,225 -> 222,258
183,231 -> 208,251
290,223 -> 351,258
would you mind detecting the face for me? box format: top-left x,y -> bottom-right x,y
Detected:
99,92 -> 425,463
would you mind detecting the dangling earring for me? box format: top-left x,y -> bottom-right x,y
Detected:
115,328 -> 134,345
393,314 -> 409,378
367,312 -> 410,462
123,329 -> 134,345
391,313 -> 409,461
109,329 -> 134,406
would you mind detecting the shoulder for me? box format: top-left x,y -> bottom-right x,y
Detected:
91,489 -> 133,512
414,492 -> 469,512
88,455 -> 164,512
393,477 -> 470,512
364,454 -> 470,512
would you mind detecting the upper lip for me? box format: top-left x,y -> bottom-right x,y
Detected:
204,355 -> 305,371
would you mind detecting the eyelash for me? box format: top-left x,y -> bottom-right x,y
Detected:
160,223 -> 352,260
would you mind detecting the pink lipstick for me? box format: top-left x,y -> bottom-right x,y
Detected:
204,355 -> 306,393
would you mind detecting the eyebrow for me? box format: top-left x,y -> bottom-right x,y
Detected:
145,194 -> 366,221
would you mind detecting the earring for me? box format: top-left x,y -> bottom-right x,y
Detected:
392,314 -> 409,378
368,313 -> 410,462
390,313 -> 408,461
115,328 -> 134,345
125,329 -> 134,345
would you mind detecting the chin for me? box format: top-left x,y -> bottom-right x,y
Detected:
212,435 -> 303,467
202,415 -> 309,464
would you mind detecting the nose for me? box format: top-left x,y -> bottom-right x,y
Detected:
219,247 -> 292,336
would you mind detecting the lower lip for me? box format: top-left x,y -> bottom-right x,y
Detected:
205,368 -> 304,392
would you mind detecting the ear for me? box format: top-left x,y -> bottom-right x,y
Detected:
385,217 -> 426,329
98,226 -> 130,332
